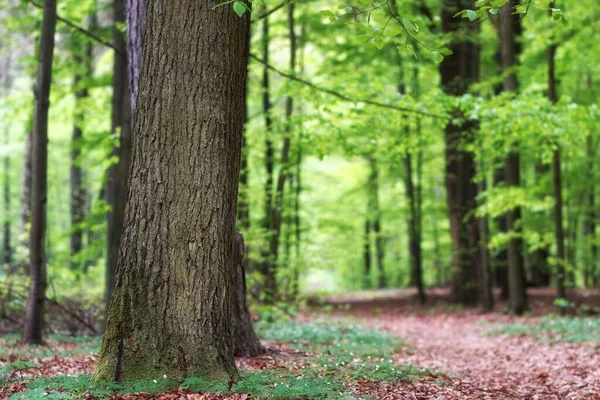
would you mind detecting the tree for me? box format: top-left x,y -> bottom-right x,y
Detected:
23,0 -> 57,345
232,231 -> 265,357
367,156 -> 386,288
93,0 -> 250,382
499,0 -> 528,315
1,50 -> 12,269
440,0 -> 481,305
105,0 -> 131,312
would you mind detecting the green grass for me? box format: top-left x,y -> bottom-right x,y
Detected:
0,334 -> 102,359
488,316 -> 600,343
2,319 -> 439,399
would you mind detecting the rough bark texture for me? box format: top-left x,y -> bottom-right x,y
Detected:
500,0 -> 527,315
125,0 -> 145,118
232,231 -> 265,357
440,0 -> 480,305
106,0 -> 132,313
93,0 -> 249,382
2,52 -> 12,268
23,0 -> 57,345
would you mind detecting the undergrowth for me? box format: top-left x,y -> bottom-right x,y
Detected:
2,319 -> 438,399
488,316 -> 600,343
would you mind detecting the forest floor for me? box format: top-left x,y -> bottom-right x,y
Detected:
1,288 -> 600,399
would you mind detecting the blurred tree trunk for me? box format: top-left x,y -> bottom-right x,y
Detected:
477,163 -> 494,311
23,0 -> 57,345
440,0 -> 480,305
583,110 -> 596,287
2,52 -> 12,269
405,152 -> 424,302
547,41 -> 567,307
530,163 -> 551,287
363,215 -> 372,288
260,6 -> 276,301
93,0 -> 249,382
367,156 -> 385,288
232,231 -> 265,357
500,1 -> 527,314
106,0 -> 132,312
70,14 -> 96,271
493,167 -> 509,298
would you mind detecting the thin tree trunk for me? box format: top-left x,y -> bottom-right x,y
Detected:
125,0 -> 145,117
266,1 -> 297,299
69,20 -> 95,271
405,153 -> 424,302
260,5 -> 276,300
232,231 -> 265,357
477,163 -> 494,311
583,109 -> 596,287
93,0 -> 249,382
500,1 -> 527,314
363,216 -> 372,289
1,52 -> 12,269
547,41 -> 567,306
23,0 -> 57,345
106,0 -> 132,312
366,156 -> 385,288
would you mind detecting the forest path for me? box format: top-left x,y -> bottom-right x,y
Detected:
324,290 -> 600,399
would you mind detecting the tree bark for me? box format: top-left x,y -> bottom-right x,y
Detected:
93,0 -> 249,382
500,1 -> 527,314
232,231 -> 265,357
583,111 -> 596,287
105,0 -> 132,314
405,153 -> 424,302
125,0 -> 145,118
23,0 -> 57,345
2,52 -> 12,269
440,0 -> 480,305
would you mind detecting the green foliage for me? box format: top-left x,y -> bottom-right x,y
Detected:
0,361 -> 39,376
0,335 -> 101,359
488,316 -> 600,343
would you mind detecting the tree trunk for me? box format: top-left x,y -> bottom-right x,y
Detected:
493,167 -> 509,298
93,0 -> 249,382
23,0 -> 57,345
363,216 -> 372,288
440,0 -> 480,305
105,0 -> 132,314
125,0 -> 145,118
500,1 -> 527,314
2,52 -> 12,269
583,129 -> 596,288
547,41 -> 567,306
366,156 -> 385,288
477,163 -> 494,311
232,231 -> 265,357
405,153 -> 424,303
260,5 -> 276,301
70,25 -> 94,271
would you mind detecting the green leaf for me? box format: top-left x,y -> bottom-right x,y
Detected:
432,51 -> 444,63
319,10 -> 336,22
232,1 -> 247,17
466,9 -> 478,21
439,47 -> 453,56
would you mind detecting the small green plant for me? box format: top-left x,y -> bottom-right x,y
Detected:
0,360 -> 39,377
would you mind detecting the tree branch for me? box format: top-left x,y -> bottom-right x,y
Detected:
249,53 -> 445,119
28,0 -> 124,56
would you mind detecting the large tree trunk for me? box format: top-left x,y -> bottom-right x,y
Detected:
93,0 -> 249,382
440,0 -> 480,305
232,231 -> 265,357
105,0 -> 132,313
2,52 -> 12,269
500,1 -> 527,314
125,0 -> 145,117
23,0 -> 57,345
